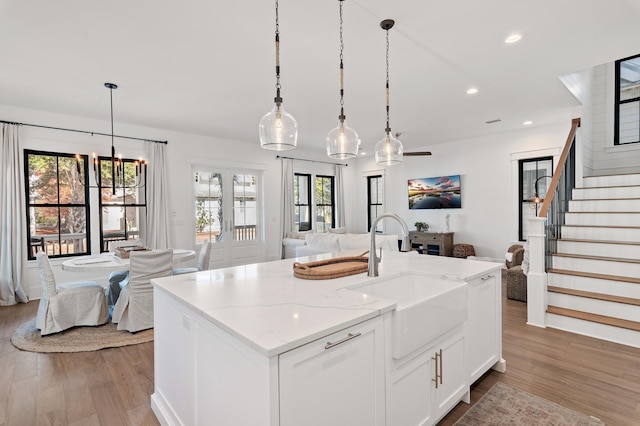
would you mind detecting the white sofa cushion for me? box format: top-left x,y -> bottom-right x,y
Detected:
327,227 -> 347,234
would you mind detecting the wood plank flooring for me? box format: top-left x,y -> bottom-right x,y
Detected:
1,275 -> 640,425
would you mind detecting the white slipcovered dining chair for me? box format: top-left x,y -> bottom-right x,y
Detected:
35,251 -> 109,336
112,249 -> 173,332
173,240 -> 212,275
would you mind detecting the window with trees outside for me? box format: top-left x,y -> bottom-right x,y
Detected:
195,171 -> 223,243
294,173 -> 311,231
315,175 -> 335,233
25,150 -> 90,260
98,156 -> 146,252
367,175 -> 383,232
518,157 -> 553,241
615,53 -> 640,145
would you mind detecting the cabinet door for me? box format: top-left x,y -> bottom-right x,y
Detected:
279,318 -> 384,426
386,352 -> 433,426
467,272 -> 500,383
433,331 -> 466,419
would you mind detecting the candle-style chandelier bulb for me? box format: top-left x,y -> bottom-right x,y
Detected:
375,19 -> 403,166
326,0 -> 360,159
259,0 -> 298,151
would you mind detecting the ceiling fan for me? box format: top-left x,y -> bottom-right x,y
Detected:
395,133 -> 432,157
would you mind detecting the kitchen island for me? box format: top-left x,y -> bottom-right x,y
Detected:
150,250 -> 504,426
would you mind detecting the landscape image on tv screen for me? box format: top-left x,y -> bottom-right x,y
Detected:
408,175 -> 461,209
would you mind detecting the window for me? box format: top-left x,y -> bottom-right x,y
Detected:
98,157 -> 146,252
615,53 -> 640,145
294,173 -> 311,231
518,157 -> 553,241
25,150 -> 90,260
315,175 -> 335,232
367,175 -> 384,232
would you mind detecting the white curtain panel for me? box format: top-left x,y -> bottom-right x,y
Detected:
280,158 -> 295,258
0,123 -> 28,305
145,141 -> 171,249
335,164 -> 345,228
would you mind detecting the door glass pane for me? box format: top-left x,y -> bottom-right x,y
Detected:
195,171 -> 223,244
233,174 -> 257,241
619,101 -> 640,144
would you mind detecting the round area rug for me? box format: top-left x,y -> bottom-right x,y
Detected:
11,319 -> 154,353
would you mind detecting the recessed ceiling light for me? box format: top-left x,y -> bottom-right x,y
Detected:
466,87 -> 478,95
505,33 -> 522,44
359,151 -> 367,156
523,120 -> 533,125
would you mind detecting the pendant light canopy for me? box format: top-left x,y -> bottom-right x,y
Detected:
259,0 -> 298,151
374,19 -> 403,166
326,0 -> 360,159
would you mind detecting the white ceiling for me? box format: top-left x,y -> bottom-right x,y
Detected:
1,0 -> 640,155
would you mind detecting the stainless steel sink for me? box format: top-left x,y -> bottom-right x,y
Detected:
350,273 -> 467,359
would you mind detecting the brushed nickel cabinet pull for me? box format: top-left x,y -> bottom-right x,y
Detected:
324,332 -> 362,350
438,348 -> 443,385
481,274 -> 495,281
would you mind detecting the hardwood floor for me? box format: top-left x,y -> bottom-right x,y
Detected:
1,278 -> 640,425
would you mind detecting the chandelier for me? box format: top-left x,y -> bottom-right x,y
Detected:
76,83 -> 146,195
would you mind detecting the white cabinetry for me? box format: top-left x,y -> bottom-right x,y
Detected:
466,270 -> 504,383
279,317 -> 385,426
386,328 -> 466,426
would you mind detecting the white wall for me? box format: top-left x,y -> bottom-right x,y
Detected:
352,121 -> 572,260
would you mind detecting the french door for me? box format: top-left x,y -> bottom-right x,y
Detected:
194,167 -> 262,268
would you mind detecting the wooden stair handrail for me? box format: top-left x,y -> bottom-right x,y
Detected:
539,118 -> 581,218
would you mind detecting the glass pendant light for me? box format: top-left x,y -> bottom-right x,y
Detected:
259,0 -> 298,151
326,0 -> 360,159
374,19 -> 403,166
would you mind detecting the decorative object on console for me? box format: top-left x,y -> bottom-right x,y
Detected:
326,0 -> 360,159
259,0 -> 298,151
408,175 -> 461,209
374,19 -> 403,166
414,221 -> 429,232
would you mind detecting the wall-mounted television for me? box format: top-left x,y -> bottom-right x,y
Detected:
408,175 -> 461,209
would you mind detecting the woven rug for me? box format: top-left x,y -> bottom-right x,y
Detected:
454,382 -> 603,425
11,319 -> 153,353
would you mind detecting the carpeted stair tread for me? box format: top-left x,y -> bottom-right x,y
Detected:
547,306 -> 640,332
548,285 -> 640,306
558,238 -> 640,246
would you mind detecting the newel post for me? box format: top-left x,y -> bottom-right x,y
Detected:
527,217 -> 548,327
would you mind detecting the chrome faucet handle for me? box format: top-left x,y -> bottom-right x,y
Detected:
378,247 -> 382,262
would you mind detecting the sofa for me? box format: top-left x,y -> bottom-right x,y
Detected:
284,231 -> 399,258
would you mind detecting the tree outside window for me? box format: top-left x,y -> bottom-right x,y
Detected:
315,175 -> 335,233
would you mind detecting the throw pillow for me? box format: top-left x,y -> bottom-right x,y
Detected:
327,227 -> 347,234
305,233 -> 340,251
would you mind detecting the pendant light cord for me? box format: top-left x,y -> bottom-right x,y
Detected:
385,27 -> 391,136
274,0 -> 282,104
338,0 -> 345,122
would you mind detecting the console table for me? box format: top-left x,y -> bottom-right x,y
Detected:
409,231 -> 454,256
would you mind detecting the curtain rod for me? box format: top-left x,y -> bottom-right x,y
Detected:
0,119 -> 168,144
276,155 -> 348,167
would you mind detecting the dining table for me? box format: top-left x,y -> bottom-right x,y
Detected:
61,249 -> 197,273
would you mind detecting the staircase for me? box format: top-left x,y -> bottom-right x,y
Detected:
545,173 -> 640,348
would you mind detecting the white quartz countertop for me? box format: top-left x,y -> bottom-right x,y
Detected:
152,250 -> 502,357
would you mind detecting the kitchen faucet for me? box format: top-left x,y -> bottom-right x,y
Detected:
368,213 -> 409,277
